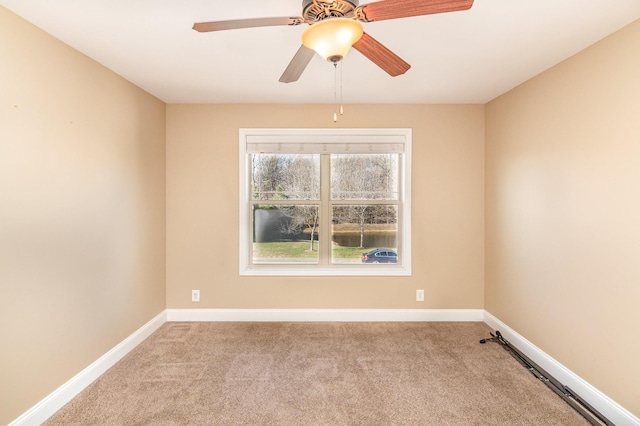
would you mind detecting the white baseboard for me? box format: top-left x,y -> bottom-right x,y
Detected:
9,310 -> 167,426
166,308 -> 484,322
483,311 -> 639,426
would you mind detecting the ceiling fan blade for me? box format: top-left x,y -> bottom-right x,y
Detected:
279,45 -> 316,83
193,17 -> 303,32
358,0 -> 473,22
353,33 -> 410,77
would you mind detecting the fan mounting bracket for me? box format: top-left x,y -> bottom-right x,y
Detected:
302,0 -> 360,21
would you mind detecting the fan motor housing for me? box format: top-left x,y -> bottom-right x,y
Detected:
302,0 -> 359,21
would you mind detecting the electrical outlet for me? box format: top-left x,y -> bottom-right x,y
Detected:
192,289 -> 200,302
416,289 -> 424,302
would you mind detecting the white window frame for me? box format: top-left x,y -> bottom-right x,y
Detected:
239,128 -> 412,276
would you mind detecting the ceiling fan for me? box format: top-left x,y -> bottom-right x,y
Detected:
193,0 -> 474,83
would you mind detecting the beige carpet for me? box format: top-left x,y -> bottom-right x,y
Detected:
45,322 -> 590,425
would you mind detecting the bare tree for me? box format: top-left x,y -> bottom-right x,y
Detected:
279,155 -> 320,250
280,205 -> 319,251
253,154 -> 320,250
252,154 -> 290,201
253,153 -> 396,249
331,154 -> 397,247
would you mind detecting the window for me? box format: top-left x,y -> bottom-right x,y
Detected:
240,128 -> 411,276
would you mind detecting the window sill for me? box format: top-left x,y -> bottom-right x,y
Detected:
240,264 -> 412,277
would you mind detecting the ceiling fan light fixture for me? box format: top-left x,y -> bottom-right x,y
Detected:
301,18 -> 364,62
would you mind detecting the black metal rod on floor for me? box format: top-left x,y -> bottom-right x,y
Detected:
480,330 -> 613,426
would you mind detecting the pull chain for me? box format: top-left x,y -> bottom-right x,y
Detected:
333,61 -> 338,122
332,60 -> 345,122
339,60 -> 344,116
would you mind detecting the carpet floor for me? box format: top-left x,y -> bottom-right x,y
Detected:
44,322 -> 591,425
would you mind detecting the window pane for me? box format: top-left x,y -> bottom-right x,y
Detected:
253,205 -> 319,264
331,154 -> 398,200
252,154 -> 320,201
331,205 -> 398,264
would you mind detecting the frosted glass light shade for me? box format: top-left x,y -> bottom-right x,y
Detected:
301,18 -> 364,62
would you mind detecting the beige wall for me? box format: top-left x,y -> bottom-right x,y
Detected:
166,104 -> 485,309
0,7 -> 167,424
485,20 -> 640,416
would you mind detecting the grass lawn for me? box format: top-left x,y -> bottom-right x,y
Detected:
253,241 -> 395,259
254,225 -> 397,261
253,241 -> 319,259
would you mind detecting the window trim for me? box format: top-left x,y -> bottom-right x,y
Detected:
239,128 -> 412,276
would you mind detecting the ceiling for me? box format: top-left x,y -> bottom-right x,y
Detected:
2,0 -> 640,104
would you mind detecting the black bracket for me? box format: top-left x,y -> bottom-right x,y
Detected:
480,330 -> 613,426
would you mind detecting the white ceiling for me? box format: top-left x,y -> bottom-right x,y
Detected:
2,0 -> 640,104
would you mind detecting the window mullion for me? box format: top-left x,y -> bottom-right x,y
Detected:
319,154 -> 331,265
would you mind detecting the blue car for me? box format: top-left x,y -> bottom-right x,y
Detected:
361,249 -> 398,264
